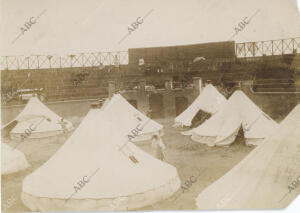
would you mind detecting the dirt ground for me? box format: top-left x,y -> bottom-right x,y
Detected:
1,117 -> 253,212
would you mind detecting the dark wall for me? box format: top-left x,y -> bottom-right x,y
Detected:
1,88 -> 196,126
242,83 -> 300,121
128,41 -> 236,65
1,66 -> 124,103
175,96 -> 188,116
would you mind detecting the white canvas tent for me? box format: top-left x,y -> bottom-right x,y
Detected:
196,104 -> 300,209
21,96 -> 180,211
9,97 -> 73,140
109,94 -> 163,142
2,143 -> 30,175
189,90 -> 278,146
174,84 -> 226,127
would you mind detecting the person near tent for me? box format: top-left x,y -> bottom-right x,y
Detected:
58,117 -> 68,133
151,134 -> 166,161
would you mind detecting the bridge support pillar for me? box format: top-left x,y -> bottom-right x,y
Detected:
193,77 -> 202,99
163,80 -> 176,118
137,80 -> 149,115
108,81 -> 116,98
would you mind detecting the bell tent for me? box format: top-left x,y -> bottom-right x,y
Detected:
21,95 -> 180,211
2,143 -> 30,175
196,104 -> 300,209
174,84 -> 226,127
8,97 -> 73,141
108,94 -> 163,142
189,90 -> 278,146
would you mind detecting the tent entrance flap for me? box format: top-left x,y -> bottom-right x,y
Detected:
191,109 -> 211,128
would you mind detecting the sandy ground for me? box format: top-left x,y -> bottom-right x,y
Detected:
1,117 -> 253,212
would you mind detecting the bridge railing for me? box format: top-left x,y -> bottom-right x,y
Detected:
236,37 -> 300,57
0,51 -> 129,70
1,37 -> 300,70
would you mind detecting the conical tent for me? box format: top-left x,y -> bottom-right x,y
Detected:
174,84 -> 226,127
2,143 -> 30,175
9,97 -> 73,140
21,97 -> 180,211
109,94 -> 163,142
190,90 -> 278,146
196,104 -> 300,209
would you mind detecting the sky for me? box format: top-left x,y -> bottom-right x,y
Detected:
1,0 -> 300,56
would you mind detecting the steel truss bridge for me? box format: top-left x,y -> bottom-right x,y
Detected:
236,37 -> 300,57
1,37 -> 299,70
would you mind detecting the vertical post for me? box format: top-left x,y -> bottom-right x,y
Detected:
17,56 -> 20,70
93,53 -> 97,67
48,56 -> 52,68
70,55 -> 73,68
199,77 -> 202,93
37,55 -> 39,69
292,38 -> 295,54
137,80 -> 149,115
27,57 -> 30,69
163,79 -> 176,118
252,42 -> 256,57
108,81 -> 116,98
282,39 -> 284,55
271,40 -> 274,55
82,53 -> 85,67
5,56 -> 8,70
193,77 -> 202,98
109,52 -> 112,65
60,56 -> 62,68
98,52 -> 102,67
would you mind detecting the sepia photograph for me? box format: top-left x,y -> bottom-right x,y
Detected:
1,0 -> 300,211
